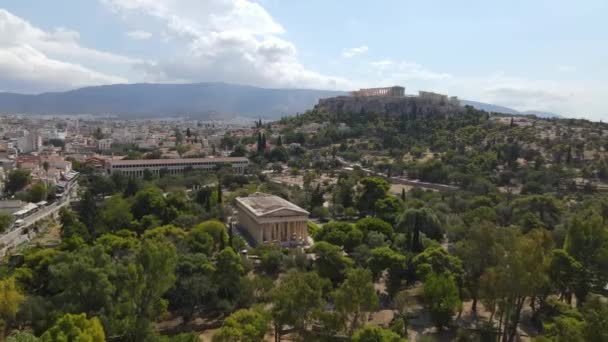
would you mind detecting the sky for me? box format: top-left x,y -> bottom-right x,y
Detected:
0,0 -> 607,120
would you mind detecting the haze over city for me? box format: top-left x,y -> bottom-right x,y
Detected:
1,0 -> 607,120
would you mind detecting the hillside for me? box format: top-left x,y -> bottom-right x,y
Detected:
0,83 -> 345,120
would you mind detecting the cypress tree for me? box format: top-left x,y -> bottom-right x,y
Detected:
217,180 -> 223,205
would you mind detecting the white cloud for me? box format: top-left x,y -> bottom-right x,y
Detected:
342,45 -> 368,58
101,0 -> 350,89
0,8 -> 132,93
126,30 -> 153,40
0,45 -> 126,93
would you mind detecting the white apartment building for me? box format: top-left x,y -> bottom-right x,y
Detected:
17,131 -> 42,153
105,157 -> 249,177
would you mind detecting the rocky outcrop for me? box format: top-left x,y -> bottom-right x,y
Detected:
315,93 -> 463,119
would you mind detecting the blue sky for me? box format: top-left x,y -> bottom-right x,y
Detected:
0,0 -> 606,119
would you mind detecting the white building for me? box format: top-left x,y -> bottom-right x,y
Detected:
17,131 -> 42,153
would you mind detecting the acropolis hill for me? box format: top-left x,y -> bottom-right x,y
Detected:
316,86 -> 463,119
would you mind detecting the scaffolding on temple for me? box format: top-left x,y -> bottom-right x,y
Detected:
350,85 -> 405,97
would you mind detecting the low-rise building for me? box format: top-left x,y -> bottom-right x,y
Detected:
235,192 -> 309,246
105,157 -> 249,177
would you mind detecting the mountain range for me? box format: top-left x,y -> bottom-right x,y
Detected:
0,83 -> 562,119
460,100 -> 562,118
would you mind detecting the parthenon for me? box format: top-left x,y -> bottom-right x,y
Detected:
351,85 -> 405,97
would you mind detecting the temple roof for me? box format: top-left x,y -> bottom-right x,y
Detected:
236,192 -> 309,217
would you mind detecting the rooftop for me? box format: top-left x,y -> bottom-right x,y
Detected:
107,157 -> 248,166
236,192 -> 309,217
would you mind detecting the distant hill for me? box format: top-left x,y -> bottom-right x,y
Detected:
461,100 -> 563,118
0,83 -> 345,120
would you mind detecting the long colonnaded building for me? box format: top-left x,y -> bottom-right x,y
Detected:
235,192 -> 309,246
105,157 -> 248,177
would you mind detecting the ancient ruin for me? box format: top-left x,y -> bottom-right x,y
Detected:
350,86 -> 405,97
317,87 -> 462,119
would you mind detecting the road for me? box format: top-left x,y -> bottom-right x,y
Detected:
0,187 -> 76,258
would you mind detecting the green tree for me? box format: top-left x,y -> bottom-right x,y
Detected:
59,208 -> 89,241
368,247 -> 407,296
100,195 -> 133,233
541,316 -> 585,342
130,238 -> 179,340
512,195 -> 562,229
313,222 -> 363,253
581,294 -> 608,342
311,241 -> 353,284
423,272 -> 462,329
166,253 -> 215,320
333,268 -> 379,335
215,248 -> 245,309
453,221 -> 499,314
368,247 -> 405,281
77,190 -> 99,236
356,177 -> 390,216
352,326 -> 405,342
176,144 -> 191,158
374,196 -> 404,225
548,249 -> 582,304
40,313 -> 105,342
397,208 -> 443,252
0,277 -> 25,334
6,332 -> 39,342
0,212 -> 15,233
213,307 -> 271,342
271,270 -> 329,341
334,175 -> 355,209
412,247 -> 464,283
6,169 -> 31,194
174,127 -> 184,144
356,217 -> 395,241
25,182 -> 48,202
132,186 -> 166,221
563,214 -> 608,305
480,229 -> 552,342
193,220 -> 228,253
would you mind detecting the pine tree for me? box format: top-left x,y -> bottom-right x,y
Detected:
401,188 -> 406,201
